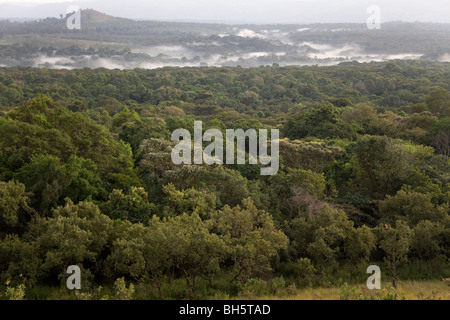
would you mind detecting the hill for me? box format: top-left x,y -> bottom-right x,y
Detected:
0,10 -> 449,69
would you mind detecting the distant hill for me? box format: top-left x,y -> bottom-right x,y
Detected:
0,0 -> 449,24
79,9 -> 132,24
0,9 -> 449,69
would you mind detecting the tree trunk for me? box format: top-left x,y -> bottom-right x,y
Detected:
181,268 -> 193,300
392,261 -> 397,289
153,276 -> 164,300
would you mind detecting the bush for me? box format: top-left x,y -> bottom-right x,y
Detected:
239,278 -> 268,299
113,278 -> 135,300
4,282 -> 26,300
339,283 -> 405,300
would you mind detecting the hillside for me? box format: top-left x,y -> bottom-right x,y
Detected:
0,10 -> 450,69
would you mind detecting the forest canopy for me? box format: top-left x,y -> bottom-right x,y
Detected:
0,60 -> 449,300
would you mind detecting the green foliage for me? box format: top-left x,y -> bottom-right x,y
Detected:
279,139 -> 345,172
339,283 -> 405,300
0,62 -> 449,299
353,135 -> 436,199
162,184 -> 217,219
63,156 -> 107,203
16,154 -> 107,214
0,235 -> 41,286
286,204 -> 353,270
410,221 -> 445,260
16,154 -> 70,215
379,190 -> 448,226
4,283 -> 27,300
344,225 -> 376,266
113,277 -> 135,300
101,187 -> 155,223
0,180 -> 32,232
379,220 -> 414,288
210,198 -> 289,282
283,105 -> 356,140
426,88 -> 450,118
238,278 -> 268,298
2,95 -> 138,191
154,213 -> 225,299
31,200 -> 114,285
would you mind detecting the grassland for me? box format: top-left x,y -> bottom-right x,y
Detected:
235,281 -> 450,300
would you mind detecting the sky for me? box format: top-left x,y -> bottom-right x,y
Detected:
0,0 -> 449,24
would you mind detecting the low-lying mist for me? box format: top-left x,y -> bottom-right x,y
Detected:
1,20 -> 449,70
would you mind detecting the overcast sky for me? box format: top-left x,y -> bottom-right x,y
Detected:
0,0 -> 449,23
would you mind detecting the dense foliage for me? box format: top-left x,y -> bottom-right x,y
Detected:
0,60 -> 449,299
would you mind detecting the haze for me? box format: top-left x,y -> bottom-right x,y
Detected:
0,0 -> 449,23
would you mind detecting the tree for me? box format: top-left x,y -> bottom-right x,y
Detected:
307,205 -> 354,270
62,155 -> 107,203
278,139 -> 345,172
161,183 -> 217,219
210,198 -> 289,282
344,226 -> 376,275
16,154 -> 70,215
0,235 -> 41,286
0,119 -> 76,177
111,107 -> 141,129
118,118 -> 170,155
285,202 -> 354,272
106,220 -> 170,299
33,200 -> 113,286
154,213 -> 225,299
283,105 -> 356,140
429,118 -> 450,158
379,220 -> 413,288
0,180 -> 33,234
101,187 -> 155,223
426,88 -> 450,118
194,166 -> 255,208
379,190 -> 448,226
354,136 -> 414,198
341,103 -> 376,124
7,95 -> 139,190
138,138 -> 203,198
410,220 -> 445,261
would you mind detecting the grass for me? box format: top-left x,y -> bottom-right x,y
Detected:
234,280 -> 450,300
2,277 -> 448,300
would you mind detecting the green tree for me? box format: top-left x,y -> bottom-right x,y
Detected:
429,117 -> 450,158
0,235 -> 41,286
426,88 -> 450,118
379,220 -> 414,288
210,198 -> 289,282
283,105 -> 356,140
379,190 -> 448,226
62,155 -> 107,203
106,220 -> 170,299
344,226 -> 376,275
354,136 -> 416,198
153,213 -> 225,299
0,180 -> 33,234
287,204 -> 353,270
101,187 -> 155,223
16,154 -> 70,215
33,200 -> 113,286
410,220 -> 445,261
162,183 -> 217,219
